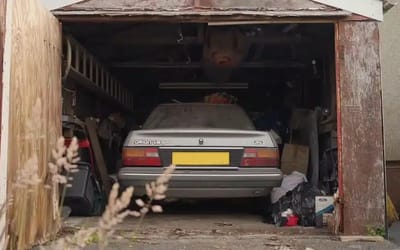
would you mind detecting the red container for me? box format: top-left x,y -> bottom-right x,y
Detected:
285,215 -> 299,227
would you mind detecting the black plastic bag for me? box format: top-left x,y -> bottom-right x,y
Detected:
272,183 -> 324,227
292,183 -> 324,226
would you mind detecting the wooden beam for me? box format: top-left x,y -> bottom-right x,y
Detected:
85,118 -> 111,197
340,236 -> 385,242
85,35 -> 312,46
0,0 -> 11,247
52,12 -> 349,24
110,61 -> 306,69
337,21 -> 385,234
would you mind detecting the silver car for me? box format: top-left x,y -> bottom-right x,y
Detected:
118,103 -> 282,198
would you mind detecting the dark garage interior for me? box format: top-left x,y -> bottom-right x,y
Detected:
61,22 -> 339,227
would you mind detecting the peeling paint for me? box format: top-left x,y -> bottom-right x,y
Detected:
338,21 -> 385,234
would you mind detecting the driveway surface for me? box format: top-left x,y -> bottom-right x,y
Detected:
53,199 -> 399,250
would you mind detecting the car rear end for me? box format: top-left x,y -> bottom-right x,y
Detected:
118,103 -> 283,198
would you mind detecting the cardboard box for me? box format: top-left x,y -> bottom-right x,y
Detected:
281,144 -> 309,175
326,213 -> 336,233
315,196 -> 334,227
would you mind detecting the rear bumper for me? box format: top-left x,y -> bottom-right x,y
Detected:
118,167 -> 282,198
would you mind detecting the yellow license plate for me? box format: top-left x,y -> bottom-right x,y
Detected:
172,152 -> 230,166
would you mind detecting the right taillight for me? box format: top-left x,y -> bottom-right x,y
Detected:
240,148 -> 279,167
122,147 -> 162,166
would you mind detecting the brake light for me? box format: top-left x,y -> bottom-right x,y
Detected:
122,147 -> 162,166
240,148 -> 279,167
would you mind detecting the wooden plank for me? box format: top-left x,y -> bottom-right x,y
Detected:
82,50 -> 87,75
0,0 -> 6,130
110,61 -> 306,69
85,117 -> 111,196
56,0 -> 340,12
6,0 -> 62,248
89,55 -> 93,81
337,21 -> 385,235
74,44 -> 79,70
0,0 -> 10,247
95,62 -> 99,85
53,11 -> 350,22
340,236 -> 384,242
101,68 -> 105,89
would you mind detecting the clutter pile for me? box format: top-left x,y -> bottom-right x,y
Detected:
204,92 -> 237,104
62,115 -> 106,216
271,171 -> 333,228
254,106 -> 339,229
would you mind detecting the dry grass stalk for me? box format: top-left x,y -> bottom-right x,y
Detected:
47,137 -> 80,220
3,128 -> 174,250
54,227 -> 98,250
57,165 -> 175,250
97,183 -> 138,249
136,165 -> 175,225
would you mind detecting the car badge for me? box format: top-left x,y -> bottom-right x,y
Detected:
199,138 -> 204,145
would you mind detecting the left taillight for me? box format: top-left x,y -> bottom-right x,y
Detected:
240,148 -> 279,167
122,147 -> 162,166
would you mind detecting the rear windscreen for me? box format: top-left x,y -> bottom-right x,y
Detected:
143,104 -> 255,130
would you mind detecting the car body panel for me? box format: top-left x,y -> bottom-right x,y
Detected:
118,103 -> 283,198
124,129 -> 277,148
118,167 -> 282,198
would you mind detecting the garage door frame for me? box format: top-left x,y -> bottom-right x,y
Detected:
55,14 -> 386,234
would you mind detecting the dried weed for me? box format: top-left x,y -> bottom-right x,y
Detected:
57,164 -> 175,250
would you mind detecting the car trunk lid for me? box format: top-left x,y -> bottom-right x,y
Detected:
124,129 -> 277,168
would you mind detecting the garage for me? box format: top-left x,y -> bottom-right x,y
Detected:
60,4 -> 339,215
0,0 -> 387,249
62,21 -> 337,186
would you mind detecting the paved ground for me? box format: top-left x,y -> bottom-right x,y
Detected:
389,221 -> 400,246
46,199 -> 400,250
63,217 -> 399,250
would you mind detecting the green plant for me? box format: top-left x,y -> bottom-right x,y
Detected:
367,226 -> 386,237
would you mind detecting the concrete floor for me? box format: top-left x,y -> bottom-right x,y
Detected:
54,199 -> 400,250
62,214 -> 399,250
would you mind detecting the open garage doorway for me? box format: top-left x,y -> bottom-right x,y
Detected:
60,21 -> 339,229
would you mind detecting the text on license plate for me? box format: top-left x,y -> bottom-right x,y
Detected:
172,152 -> 230,166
